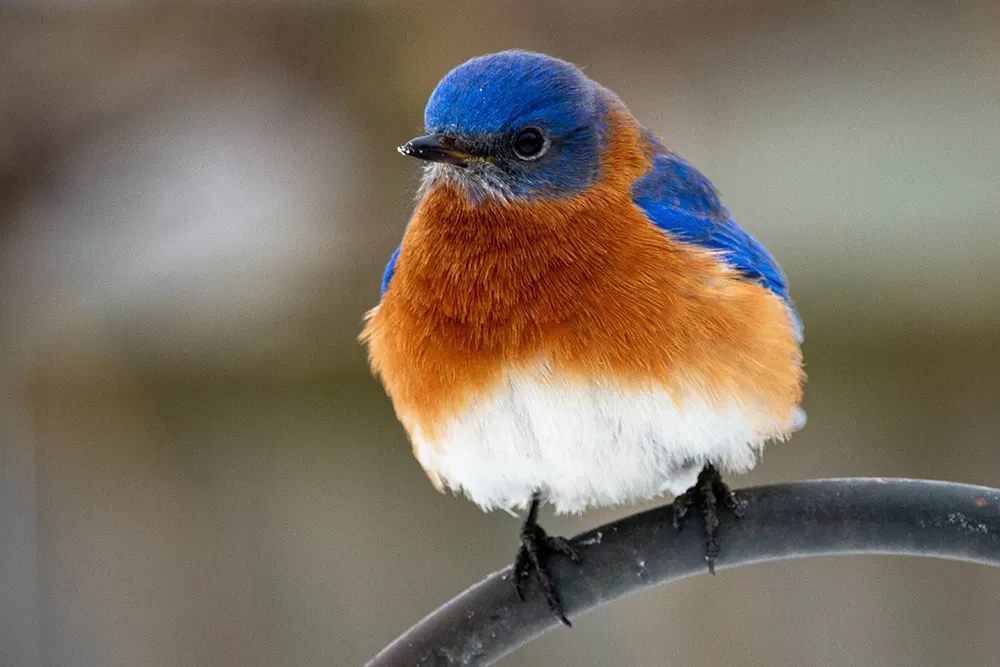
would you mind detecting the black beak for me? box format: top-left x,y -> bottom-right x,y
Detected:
398,133 -> 471,167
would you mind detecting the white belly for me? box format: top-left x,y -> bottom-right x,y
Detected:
413,369 -> 799,514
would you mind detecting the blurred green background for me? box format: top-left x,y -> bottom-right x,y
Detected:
2,1 -> 999,665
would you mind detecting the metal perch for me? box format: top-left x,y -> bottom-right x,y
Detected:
364,478 -> 1000,667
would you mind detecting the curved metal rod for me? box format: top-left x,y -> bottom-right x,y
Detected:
365,478 -> 1000,667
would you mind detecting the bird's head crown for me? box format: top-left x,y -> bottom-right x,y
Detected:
400,51 -> 609,202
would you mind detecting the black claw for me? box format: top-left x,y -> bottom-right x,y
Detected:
546,535 -> 580,563
672,489 -> 693,529
716,475 -> 747,516
698,464 -> 721,573
511,492 -> 580,627
671,464 -> 744,574
513,545 -> 531,602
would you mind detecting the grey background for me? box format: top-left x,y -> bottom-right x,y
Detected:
2,1 -> 999,665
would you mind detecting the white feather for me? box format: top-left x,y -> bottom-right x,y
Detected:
413,366 -> 798,514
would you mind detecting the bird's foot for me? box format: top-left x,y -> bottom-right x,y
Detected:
513,494 -> 580,627
671,463 -> 746,574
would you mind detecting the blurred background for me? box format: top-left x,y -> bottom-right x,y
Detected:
2,1 -> 999,665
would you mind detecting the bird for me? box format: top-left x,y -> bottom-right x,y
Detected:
362,50 -> 805,626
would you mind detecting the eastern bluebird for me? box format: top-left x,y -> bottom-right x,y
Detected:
362,50 -> 805,624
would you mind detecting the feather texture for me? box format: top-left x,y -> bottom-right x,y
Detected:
363,103 -> 805,510
632,136 -> 802,340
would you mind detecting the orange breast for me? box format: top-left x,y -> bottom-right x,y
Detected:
362,110 -> 804,445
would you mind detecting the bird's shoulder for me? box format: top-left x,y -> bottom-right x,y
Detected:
631,132 -> 800,334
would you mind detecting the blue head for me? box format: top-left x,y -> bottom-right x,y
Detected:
399,51 -> 607,202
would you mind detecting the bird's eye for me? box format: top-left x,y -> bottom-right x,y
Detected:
512,127 -> 547,160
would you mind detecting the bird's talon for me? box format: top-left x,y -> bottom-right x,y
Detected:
713,475 -> 745,516
672,464 -> 745,572
547,535 -> 580,563
671,491 -> 693,529
511,493 -> 579,626
513,545 -> 531,601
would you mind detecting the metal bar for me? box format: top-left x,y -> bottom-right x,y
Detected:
365,478 -> 1000,667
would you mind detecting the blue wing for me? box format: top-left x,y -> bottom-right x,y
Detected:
632,139 -> 802,339
380,245 -> 402,298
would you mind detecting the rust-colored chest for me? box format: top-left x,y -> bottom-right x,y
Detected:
363,186 -> 801,440
362,115 -> 802,441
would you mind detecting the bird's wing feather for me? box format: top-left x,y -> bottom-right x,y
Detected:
380,245 -> 402,298
632,138 -> 802,339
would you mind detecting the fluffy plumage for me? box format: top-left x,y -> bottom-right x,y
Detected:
411,368 -> 791,513
631,135 -> 802,339
363,51 -> 805,513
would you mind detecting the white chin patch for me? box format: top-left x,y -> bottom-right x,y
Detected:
413,370 -> 795,514
420,162 -> 514,204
